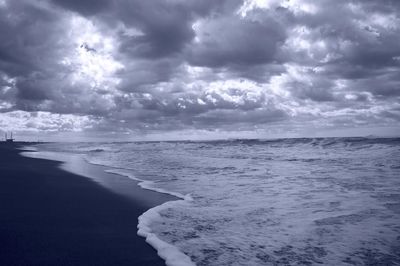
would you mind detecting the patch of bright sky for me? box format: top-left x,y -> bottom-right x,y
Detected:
283,26 -> 312,52
283,26 -> 337,63
0,111 -> 99,132
116,22 -> 144,37
371,14 -> 399,30
348,2 -> 399,30
0,73 -> 16,93
61,15 -> 123,92
184,64 -> 215,80
268,74 -> 291,98
282,0 -> 318,15
239,0 -> 318,17
0,101 -> 12,110
204,79 -> 266,105
191,21 -> 202,43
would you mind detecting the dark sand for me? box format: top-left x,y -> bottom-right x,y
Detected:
0,143 -> 169,266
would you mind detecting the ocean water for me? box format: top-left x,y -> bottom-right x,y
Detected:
34,138 -> 400,265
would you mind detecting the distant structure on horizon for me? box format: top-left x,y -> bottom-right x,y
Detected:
5,132 -> 14,143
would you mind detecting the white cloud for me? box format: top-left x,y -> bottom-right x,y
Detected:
0,111 -> 99,132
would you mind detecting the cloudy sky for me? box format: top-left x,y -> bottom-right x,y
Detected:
0,0 -> 399,141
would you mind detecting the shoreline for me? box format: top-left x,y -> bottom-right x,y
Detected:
21,148 -> 179,208
0,143 -> 171,265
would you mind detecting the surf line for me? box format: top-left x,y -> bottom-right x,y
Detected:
105,169 -> 196,266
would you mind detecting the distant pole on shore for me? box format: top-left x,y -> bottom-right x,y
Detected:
5,132 -> 14,143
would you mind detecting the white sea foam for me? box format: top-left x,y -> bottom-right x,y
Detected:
104,169 -> 195,266
32,139 -> 400,265
21,146 -> 196,266
19,145 -> 38,151
138,201 -> 196,266
104,169 -> 193,201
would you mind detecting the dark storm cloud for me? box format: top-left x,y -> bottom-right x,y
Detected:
272,0 -> 400,105
186,14 -> 286,67
116,58 -> 181,92
16,78 -> 51,101
192,107 -> 288,128
288,79 -> 335,102
346,72 -> 400,98
0,1 -> 76,114
52,0 -> 241,58
50,0 -> 110,16
0,0 -> 399,136
0,1 -> 62,76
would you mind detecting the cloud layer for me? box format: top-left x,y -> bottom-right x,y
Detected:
0,0 -> 399,139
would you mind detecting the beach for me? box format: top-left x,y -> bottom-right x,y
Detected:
26,139 -> 399,265
0,143 -> 170,265
2,139 -> 399,265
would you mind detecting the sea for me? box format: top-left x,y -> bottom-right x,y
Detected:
30,137 -> 400,265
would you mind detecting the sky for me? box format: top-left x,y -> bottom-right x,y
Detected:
0,0 -> 399,141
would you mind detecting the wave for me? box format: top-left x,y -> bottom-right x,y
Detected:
104,169 -> 193,201
30,138 -> 400,265
23,146 -> 196,266
159,137 -> 400,150
104,169 -> 195,266
138,201 -> 195,266
88,148 -> 105,152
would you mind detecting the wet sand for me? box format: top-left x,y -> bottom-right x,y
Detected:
0,143 -> 172,265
